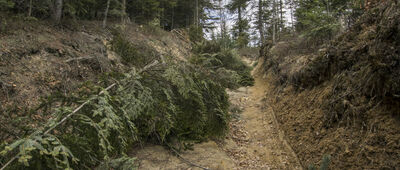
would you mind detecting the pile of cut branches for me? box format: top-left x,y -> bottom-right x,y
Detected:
0,31 -> 231,170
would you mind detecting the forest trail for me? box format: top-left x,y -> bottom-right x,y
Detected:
131,58 -> 303,169
223,58 -> 302,169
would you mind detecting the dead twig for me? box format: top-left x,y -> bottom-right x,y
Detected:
166,144 -> 210,170
172,29 -> 190,44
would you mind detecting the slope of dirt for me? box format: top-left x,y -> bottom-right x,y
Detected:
260,69 -> 400,169
131,58 -> 302,169
256,1 -> 400,169
0,20 -> 191,142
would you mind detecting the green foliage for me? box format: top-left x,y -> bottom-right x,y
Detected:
296,6 -> 340,43
110,29 -> 158,67
252,61 -> 258,67
227,0 -> 250,48
1,41 -> 231,169
163,63 -> 230,140
216,49 -> 253,86
226,0 -> 249,13
189,25 -> 204,43
236,32 -> 250,48
308,154 -> 331,170
294,0 -> 359,44
111,30 -> 140,65
97,156 -> 137,170
63,0 -> 97,19
320,155 -> 331,170
191,40 -> 254,88
0,133 -> 78,169
127,0 -> 162,24
0,0 -> 215,32
301,22 -> 340,41
215,68 -> 241,89
231,18 -> 250,48
0,83 -> 140,169
136,23 -> 165,38
0,0 -> 13,10
0,18 -> 6,33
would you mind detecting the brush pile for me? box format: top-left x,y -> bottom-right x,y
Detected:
0,25 -> 232,169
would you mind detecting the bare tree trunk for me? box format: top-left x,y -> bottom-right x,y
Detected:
171,6 -> 175,29
193,1 -> 196,26
290,0 -> 294,31
326,0 -> 330,16
327,0 -> 330,14
196,0 -> 199,27
272,0 -> 277,44
28,0 -> 33,17
258,0 -> 265,47
219,0 -> 227,48
103,0 -> 111,28
219,0 -> 225,40
121,0 -> 126,24
160,2 -> 163,29
53,0 -> 63,23
238,6 -> 242,34
279,0 -> 284,33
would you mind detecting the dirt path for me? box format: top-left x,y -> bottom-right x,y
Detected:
224,74 -> 302,169
131,59 -> 302,169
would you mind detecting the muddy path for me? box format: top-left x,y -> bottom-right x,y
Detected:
131,59 -> 302,169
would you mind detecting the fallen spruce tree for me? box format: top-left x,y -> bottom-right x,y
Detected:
0,58 -> 231,169
0,31 -> 236,170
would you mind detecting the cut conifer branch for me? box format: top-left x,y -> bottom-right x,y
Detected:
0,60 -> 159,170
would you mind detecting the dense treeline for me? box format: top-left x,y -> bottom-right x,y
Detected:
205,0 -> 374,50
250,0 -> 376,48
0,0 -> 216,30
0,0 -> 382,48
